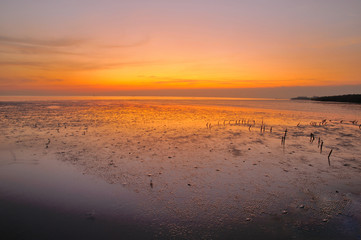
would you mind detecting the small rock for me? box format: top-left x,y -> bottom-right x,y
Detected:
187,183 -> 191,186
322,218 -> 328,222
299,204 -> 304,209
147,174 -> 152,177
246,218 -> 251,221
282,210 -> 288,214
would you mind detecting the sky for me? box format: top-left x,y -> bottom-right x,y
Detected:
0,0 -> 361,98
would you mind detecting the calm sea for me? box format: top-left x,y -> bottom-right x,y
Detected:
1,96 -> 360,120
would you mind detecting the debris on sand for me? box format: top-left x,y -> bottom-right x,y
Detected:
85,211 -> 95,220
45,138 -> 51,148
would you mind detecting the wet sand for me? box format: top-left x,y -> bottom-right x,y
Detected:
0,98 -> 360,239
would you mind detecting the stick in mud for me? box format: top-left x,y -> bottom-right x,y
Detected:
328,149 -> 333,166
281,136 -> 286,146
310,133 -> 315,143
320,141 -> 323,153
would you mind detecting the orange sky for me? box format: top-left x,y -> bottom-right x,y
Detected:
0,0 -> 361,96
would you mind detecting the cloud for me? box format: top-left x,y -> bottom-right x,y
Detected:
148,76 -> 327,87
0,34 -> 153,71
0,34 -> 150,56
0,43 -> 84,56
0,35 -> 89,57
0,77 -> 37,84
0,77 -> 66,85
0,35 -> 86,47
0,59 -> 159,71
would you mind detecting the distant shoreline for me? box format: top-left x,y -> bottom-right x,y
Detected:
291,94 -> 361,104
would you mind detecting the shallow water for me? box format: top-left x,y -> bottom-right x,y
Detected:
0,97 -> 360,239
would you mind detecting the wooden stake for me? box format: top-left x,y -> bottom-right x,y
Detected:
328,149 -> 333,166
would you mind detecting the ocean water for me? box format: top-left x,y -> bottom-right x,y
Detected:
1,96 -> 360,119
0,97 -> 360,239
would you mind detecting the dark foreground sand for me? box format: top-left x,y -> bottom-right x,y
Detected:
0,99 -> 360,239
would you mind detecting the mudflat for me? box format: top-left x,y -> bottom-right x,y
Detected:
0,97 -> 360,239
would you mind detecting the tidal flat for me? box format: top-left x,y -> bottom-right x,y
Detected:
0,97 -> 360,239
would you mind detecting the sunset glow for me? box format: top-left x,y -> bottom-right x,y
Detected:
1,0 -> 361,96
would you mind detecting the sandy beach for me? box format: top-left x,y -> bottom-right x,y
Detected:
0,97 -> 360,239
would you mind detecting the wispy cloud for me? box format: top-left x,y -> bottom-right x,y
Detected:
0,34 -> 153,71
0,59 -> 160,71
0,43 -> 84,56
0,35 -> 91,57
146,76 -> 331,87
0,77 -> 66,85
0,35 -> 86,47
0,77 -> 37,84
